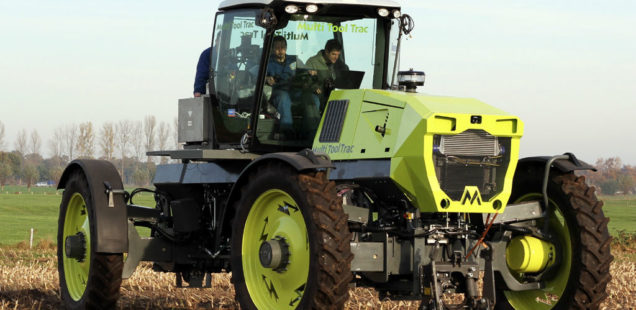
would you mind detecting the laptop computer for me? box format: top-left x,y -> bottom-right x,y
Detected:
334,70 -> 365,89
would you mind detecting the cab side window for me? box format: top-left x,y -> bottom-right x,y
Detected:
211,10 -> 264,144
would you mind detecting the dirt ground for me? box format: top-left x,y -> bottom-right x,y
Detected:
0,242 -> 634,310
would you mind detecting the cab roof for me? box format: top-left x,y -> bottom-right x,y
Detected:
219,0 -> 401,10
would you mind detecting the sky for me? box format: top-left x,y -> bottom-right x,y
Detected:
1,0 -> 635,165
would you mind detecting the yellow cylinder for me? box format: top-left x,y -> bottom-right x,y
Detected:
506,235 -> 554,273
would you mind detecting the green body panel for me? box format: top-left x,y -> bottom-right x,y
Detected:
312,89 -> 524,213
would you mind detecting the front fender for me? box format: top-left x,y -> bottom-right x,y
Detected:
517,152 -> 596,174
58,159 -> 128,253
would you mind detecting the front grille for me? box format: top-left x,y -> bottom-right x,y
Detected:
439,130 -> 499,156
433,130 -> 511,201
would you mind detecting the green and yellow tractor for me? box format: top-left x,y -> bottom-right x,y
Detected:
56,0 -> 612,309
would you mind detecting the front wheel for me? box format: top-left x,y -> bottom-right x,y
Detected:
495,168 -> 613,310
57,171 -> 123,309
231,164 -> 353,309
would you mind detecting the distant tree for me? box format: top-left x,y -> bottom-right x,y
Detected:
76,122 -> 95,158
173,117 -> 179,149
29,130 -> 42,156
63,124 -> 78,160
599,180 -> 619,195
49,165 -> 64,185
0,121 -> 5,151
0,152 -> 14,190
130,121 -> 144,162
157,121 -> 170,164
617,173 -> 635,194
40,156 -> 65,184
49,127 -> 64,159
0,161 -> 11,191
23,163 -> 39,190
6,152 -> 22,185
132,167 -> 150,186
14,129 -> 28,156
116,120 -> 133,176
143,115 -> 156,163
99,122 -> 116,160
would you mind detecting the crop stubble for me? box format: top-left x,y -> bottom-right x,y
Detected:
0,243 -> 634,310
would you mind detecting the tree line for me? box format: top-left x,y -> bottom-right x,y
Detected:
584,157 -> 636,195
0,119 -> 634,195
0,117 -> 177,190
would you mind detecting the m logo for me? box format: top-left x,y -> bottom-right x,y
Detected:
461,186 -> 482,206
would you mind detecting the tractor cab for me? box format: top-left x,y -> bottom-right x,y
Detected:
180,0 -> 402,153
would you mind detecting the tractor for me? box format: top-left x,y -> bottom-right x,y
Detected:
56,0 -> 613,309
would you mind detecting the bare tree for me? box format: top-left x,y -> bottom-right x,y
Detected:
100,122 -> 116,160
157,121 -> 170,164
29,130 -> 42,156
173,117 -> 179,149
130,121 -> 144,162
14,129 -> 28,156
49,126 -> 64,159
0,121 -> 5,151
116,120 -> 133,175
76,122 -> 95,158
63,124 -> 78,160
143,115 -> 157,163
23,163 -> 39,190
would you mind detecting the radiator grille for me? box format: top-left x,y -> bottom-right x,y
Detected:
433,130 -> 511,202
440,130 -> 499,156
319,100 -> 349,143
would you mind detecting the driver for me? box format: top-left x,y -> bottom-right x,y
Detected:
266,36 -> 320,134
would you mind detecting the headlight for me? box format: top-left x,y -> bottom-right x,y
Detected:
285,5 -> 299,14
306,4 -> 318,13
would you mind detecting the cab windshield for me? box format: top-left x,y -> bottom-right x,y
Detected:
209,9 -> 396,149
255,14 -> 391,148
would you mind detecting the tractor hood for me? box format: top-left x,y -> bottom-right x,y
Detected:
313,89 -> 524,213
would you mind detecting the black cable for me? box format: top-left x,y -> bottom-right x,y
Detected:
400,14 -> 414,36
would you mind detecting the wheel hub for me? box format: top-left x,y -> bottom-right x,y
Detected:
259,237 -> 290,272
506,235 -> 555,273
65,232 -> 87,262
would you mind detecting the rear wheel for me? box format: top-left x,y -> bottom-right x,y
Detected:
57,171 -> 123,309
231,164 -> 353,309
495,168 -> 613,309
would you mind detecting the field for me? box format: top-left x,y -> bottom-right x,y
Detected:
0,187 -> 634,309
0,186 -> 155,246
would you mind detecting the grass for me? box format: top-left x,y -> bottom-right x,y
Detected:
0,186 -> 155,246
0,187 -> 634,245
600,195 -> 636,235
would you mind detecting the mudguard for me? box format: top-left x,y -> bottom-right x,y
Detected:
216,149 -> 333,245
517,152 -> 596,173
58,159 -> 128,253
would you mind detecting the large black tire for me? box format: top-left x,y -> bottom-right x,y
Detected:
495,167 -> 613,310
231,163 -> 353,309
57,171 -> 123,310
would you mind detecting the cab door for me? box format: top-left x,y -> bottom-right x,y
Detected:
210,9 -> 265,146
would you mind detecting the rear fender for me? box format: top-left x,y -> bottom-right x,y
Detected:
58,159 -> 128,253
